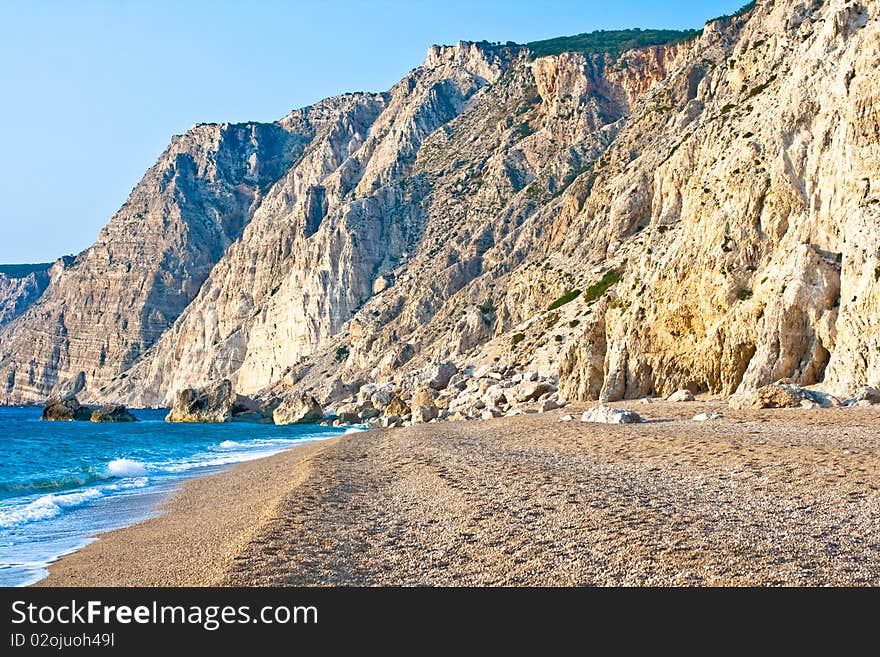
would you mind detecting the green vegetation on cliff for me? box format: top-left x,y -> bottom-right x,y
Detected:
526,28 -> 700,59
709,1 -> 756,23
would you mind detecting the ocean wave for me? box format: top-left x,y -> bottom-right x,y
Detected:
0,433 -> 337,531
160,436 -> 328,473
214,436 -> 324,451
0,474 -> 90,495
0,477 -> 150,530
103,477 -> 149,492
159,449 -> 289,473
0,465 -> 118,496
105,458 -> 148,477
0,489 -> 104,529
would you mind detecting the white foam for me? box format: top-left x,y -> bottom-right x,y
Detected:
161,436 -> 329,473
160,449 -> 284,473
0,474 -> 151,531
105,459 -> 148,477
0,489 -> 104,529
343,426 -> 368,434
0,433 -> 340,531
103,477 -> 149,492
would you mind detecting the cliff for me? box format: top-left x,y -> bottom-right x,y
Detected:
2,0 -> 878,407
0,263 -> 51,327
0,121 -> 306,402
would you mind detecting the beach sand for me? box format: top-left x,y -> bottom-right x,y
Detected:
39,402 -> 880,586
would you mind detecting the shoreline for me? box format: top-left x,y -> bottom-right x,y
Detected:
40,402 -> 880,586
37,436 -> 344,586
0,406 -> 348,587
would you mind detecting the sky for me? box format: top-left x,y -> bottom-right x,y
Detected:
0,0 -> 746,264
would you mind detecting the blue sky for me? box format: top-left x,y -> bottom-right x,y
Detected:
0,0 -> 745,263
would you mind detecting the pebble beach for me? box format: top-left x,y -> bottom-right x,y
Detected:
40,401 -> 880,587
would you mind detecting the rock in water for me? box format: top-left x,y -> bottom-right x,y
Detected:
230,409 -> 274,424
166,379 -> 234,423
580,406 -> 643,424
41,395 -> 92,421
666,389 -> 695,402
227,395 -> 275,423
272,393 -> 323,425
90,404 -> 138,422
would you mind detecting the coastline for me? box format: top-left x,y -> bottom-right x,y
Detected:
40,402 -> 880,586
0,407 -> 347,586
37,437 -> 343,586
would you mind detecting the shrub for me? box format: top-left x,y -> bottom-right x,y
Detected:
515,121 -> 534,138
708,1 -> 756,23
335,345 -> 350,362
583,270 -> 622,304
526,28 -> 700,59
511,333 -> 526,349
745,75 -> 777,100
548,289 -> 582,310
737,289 -> 753,301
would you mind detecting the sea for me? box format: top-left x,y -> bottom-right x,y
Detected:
0,406 -> 350,587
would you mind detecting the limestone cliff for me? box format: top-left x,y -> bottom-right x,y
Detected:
0,262 -> 53,327
0,121 -> 304,403
108,43 -> 526,405
3,0 -> 879,407
552,0 -> 879,400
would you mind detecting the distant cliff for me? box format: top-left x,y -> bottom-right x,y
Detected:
0,259 -> 68,327
2,0 -> 878,407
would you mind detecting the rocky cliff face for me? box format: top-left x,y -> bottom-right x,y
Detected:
552,0 -> 879,400
3,0 -> 879,407
0,262 -> 55,327
0,122 -> 304,403
107,43 -> 527,405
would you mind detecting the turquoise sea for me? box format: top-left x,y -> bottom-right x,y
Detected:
0,406 -> 347,586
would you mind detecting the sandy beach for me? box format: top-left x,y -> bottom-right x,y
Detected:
39,401 -> 880,587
